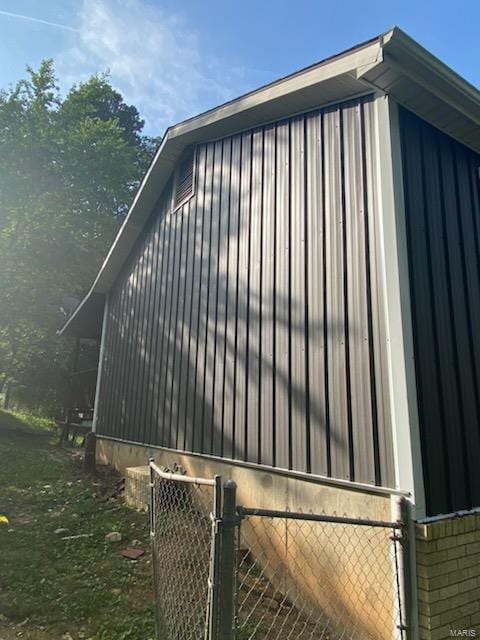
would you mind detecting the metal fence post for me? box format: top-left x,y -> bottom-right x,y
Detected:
148,457 -> 155,537
207,476 -> 223,640
148,458 -> 161,640
399,497 -> 419,640
218,480 -> 237,640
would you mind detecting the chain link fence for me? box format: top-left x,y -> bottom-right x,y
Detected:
149,462 -> 409,640
235,509 -> 406,640
149,460 -> 221,640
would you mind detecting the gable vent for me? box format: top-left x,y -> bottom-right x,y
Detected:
174,149 -> 195,208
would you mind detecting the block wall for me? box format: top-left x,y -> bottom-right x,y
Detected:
416,512 -> 480,639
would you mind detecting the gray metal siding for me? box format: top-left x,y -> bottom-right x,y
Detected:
97,94 -> 395,487
399,106 -> 480,515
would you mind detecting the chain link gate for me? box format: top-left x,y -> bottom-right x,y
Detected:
149,460 -> 222,640
233,506 -> 408,640
149,462 -> 410,640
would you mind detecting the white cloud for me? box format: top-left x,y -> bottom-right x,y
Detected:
57,0 -> 244,134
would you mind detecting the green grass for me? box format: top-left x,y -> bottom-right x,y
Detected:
0,410 -> 155,640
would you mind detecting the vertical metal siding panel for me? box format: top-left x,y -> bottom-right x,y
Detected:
275,121 -> 290,470
193,143 -> 214,453
177,199 -> 194,450
144,224 -> 160,442
223,135 -> 242,460
160,212 -> 176,446
420,123 -> 466,509
363,99 -> 395,487
166,208 -> 183,448
99,289 -> 115,435
114,267 -> 133,439
137,228 -> 151,441
156,207 -> 173,445
137,231 -> 154,442
190,145 -> 210,453
184,146 -> 206,452
455,150 -> 480,441
260,125 -> 275,468
152,209 -> 168,444
305,112 -> 328,476
234,132 -> 252,461
130,247 -> 147,441
342,103 -> 375,485
247,129 -> 263,463
174,204 -> 189,450
400,107 -> 480,513
213,138 -> 232,457
401,111 -> 449,514
145,214 -> 162,443
181,193 -> 196,452
203,141 -> 223,454
324,107 -> 350,481
290,116 -> 308,473
469,156 -> 480,266
439,137 -> 478,508
121,256 -> 139,440
101,288 -> 119,436
127,249 -> 142,441
116,267 -> 132,440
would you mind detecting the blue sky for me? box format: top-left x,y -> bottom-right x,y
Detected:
0,0 -> 478,136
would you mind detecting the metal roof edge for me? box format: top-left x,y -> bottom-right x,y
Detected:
382,27 -> 479,109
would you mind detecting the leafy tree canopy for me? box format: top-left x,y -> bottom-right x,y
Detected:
0,60 -> 159,413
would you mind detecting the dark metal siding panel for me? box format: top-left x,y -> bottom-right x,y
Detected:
399,106 -> 480,515
160,213 -> 177,447
152,209 -> 168,444
122,252 -> 141,440
98,94 -> 397,489
247,129 -> 263,464
222,135 -> 242,460
274,120 -> 291,470
196,143 -> 214,453
166,207 -> 182,448
305,111 -> 328,477
235,132 -> 252,461
324,107 -> 351,481
203,141 -> 223,455
342,102 -> 376,486
290,116 -> 308,473
99,288 -> 119,436
188,144 -> 208,452
173,204 -> 188,450
213,138 -> 232,458
175,200 -> 192,450
362,99 -> 395,488
135,235 -> 151,443
260,125 -> 276,468
136,229 -> 151,441
145,215 -> 162,444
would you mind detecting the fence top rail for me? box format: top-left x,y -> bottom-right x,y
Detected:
149,460 -> 217,487
236,506 -> 402,529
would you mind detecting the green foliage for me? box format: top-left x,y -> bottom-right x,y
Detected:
0,61 -> 159,414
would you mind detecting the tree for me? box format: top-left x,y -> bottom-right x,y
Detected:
0,60 -> 159,413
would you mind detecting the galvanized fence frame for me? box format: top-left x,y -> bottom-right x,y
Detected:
149,464 -> 411,640
149,459 -> 222,640
234,503 -> 409,640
